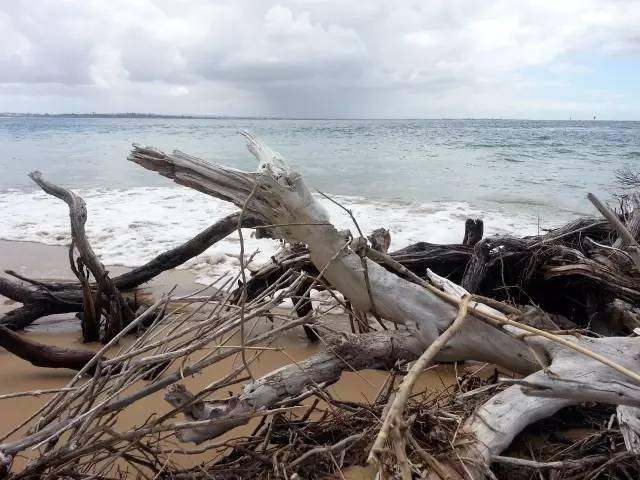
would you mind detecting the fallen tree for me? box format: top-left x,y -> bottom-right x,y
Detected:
1,134 -> 640,479
125,135 -> 640,478
236,215 -> 630,334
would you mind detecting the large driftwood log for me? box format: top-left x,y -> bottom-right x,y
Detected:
236,215 -> 630,332
129,138 -> 537,373
129,136 -> 640,478
455,336 -> 640,479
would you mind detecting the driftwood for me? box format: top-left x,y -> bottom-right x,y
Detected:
126,136 -> 640,478
236,215 -> 630,336
0,326 -> 100,373
28,171 -> 135,342
2,135 -> 640,480
462,218 -> 483,246
0,212 -> 261,335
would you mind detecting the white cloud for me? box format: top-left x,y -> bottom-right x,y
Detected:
1,0 -> 639,118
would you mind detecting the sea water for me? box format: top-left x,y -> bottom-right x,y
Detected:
1,117 -> 639,284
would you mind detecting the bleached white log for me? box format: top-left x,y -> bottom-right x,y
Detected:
617,406 -> 640,453
130,135 -> 640,478
506,377 -> 640,408
129,137 -> 538,374
426,272 -> 640,478
165,330 -> 426,443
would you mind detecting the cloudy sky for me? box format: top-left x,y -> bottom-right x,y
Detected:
2,0 -> 639,119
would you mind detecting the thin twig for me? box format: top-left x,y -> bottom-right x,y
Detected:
368,295 -> 471,475
237,181 -> 260,380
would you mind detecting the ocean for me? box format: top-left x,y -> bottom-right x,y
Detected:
1,117 -> 639,284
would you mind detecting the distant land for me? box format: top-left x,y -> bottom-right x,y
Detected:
0,112 -> 271,119
0,113 -> 628,121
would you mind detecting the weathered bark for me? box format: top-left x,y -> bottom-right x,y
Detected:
617,406 -> 640,453
237,241 -> 474,306
368,227 -> 391,253
28,171 -> 134,342
165,330 -> 426,443
0,277 -> 84,330
291,277 -> 320,342
129,139 -> 538,373
461,237 -> 491,293
239,216 -> 626,327
0,325 -> 100,373
425,272 -> 640,478
0,213 -> 260,331
455,336 -> 640,479
463,218 -> 484,246
588,192 -> 640,268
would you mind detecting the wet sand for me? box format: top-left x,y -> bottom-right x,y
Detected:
0,240 -> 458,477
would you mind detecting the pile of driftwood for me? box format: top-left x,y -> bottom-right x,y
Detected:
1,134 -> 640,479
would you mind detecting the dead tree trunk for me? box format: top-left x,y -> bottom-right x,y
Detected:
463,218 -> 484,246
128,136 -> 640,479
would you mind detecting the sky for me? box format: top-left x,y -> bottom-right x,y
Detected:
1,0 -> 640,119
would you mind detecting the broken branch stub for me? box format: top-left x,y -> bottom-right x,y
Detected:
28,171 -> 134,341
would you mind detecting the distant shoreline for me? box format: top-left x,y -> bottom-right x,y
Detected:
0,112 -> 273,120
1,113 -> 637,122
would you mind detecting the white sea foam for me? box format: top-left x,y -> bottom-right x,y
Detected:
0,187 -> 545,285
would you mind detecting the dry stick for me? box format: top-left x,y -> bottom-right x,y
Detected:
368,296 -> 471,478
237,181 -> 260,380
365,246 -> 640,386
29,171 -> 135,332
0,388 -> 78,401
407,431 -> 453,480
528,220 -> 602,248
8,310 -> 308,470
24,406 -> 305,477
492,454 -> 608,470
587,192 -> 640,268
1,298 -> 166,445
289,433 -> 363,468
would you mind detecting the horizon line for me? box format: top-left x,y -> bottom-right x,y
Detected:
1,112 -> 637,122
